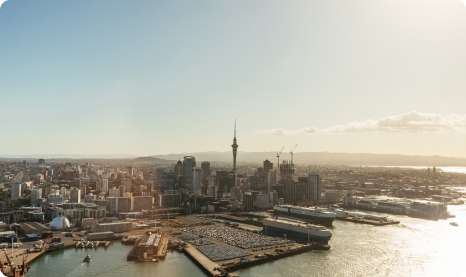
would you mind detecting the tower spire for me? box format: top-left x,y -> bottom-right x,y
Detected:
234,119 -> 236,138
232,120 -> 238,174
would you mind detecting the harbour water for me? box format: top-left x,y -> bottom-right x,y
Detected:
28,205 -> 466,277
367,165 -> 466,174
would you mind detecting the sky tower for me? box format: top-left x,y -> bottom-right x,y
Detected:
232,120 -> 238,173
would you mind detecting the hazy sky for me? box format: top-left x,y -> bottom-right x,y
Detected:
2,0 -> 466,157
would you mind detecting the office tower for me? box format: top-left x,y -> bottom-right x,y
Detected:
10,183 -> 22,201
101,178 -> 109,194
201,161 -> 211,195
307,174 -> 321,204
263,159 -> 273,172
70,187 -> 81,203
280,160 -> 295,181
31,188 -> 42,206
192,167 -> 202,194
183,156 -> 196,188
174,160 -> 183,177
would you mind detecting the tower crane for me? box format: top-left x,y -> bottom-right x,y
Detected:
276,146 -> 285,170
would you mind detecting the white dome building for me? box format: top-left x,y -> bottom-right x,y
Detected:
50,216 -> 71,230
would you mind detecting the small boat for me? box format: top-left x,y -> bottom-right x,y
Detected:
83,255 -> 91,263
450,222 -> 459,227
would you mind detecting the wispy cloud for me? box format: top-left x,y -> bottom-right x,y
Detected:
0,0 -> 8,8
257,127 -> 318,136
258,111 -> 466,136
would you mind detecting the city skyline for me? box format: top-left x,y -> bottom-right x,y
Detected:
2,0 -> 466,157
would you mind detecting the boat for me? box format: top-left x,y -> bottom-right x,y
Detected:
83,255 -> 91,263
262,217 -> 332,245
273,205 -> 336,227
47,242 -> 65,252
450,222 -> 459,227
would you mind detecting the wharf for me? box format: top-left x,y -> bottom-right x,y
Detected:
127,233 -> 169,262
338,216 -> 400,226
184,244 -> 227,277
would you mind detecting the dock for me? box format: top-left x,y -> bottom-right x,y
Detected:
338,216 -> 400,226
127,232 -> 168,262
184,244 -> 226,277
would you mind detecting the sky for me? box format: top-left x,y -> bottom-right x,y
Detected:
2,0 -> 466,157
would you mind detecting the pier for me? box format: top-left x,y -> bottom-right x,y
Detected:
184,244 -> 227,277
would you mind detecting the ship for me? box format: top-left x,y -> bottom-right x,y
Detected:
273,205 -> 336,227
262,217 -> 332,245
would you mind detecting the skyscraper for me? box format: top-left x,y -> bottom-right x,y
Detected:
183,156 -> 196,188
192,167 -> 202,194
31,188 -> 42,206
201,161 -> 211,195
70,187 -> 81,203
11,183 -> 22,201
232,120 -> 238,174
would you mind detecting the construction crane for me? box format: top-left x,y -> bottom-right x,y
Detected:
290,144 -> 298,166
276,146 -> 285,170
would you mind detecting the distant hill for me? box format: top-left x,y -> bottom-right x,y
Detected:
152,151 -> 466,167
132,156 -> 175,165
3,152 -> 466,167
0,155 -> 174,166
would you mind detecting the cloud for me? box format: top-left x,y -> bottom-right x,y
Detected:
258,111 -> 466,136
258,127 -> 318,136
0,0 -> 7,8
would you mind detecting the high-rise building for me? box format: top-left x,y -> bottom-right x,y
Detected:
159,171 -> 177,191
280,161 -> 295,181
174,160 -> 183,177
38,158 -> 46,168
158,190 -> 181,208
306,174 -> 321,204
284,180 -> 298,205
215,171 -> 235,198
263,160 -> 273,172
266,170 -> 276,202
192,167 -> 202,194
10,183 -> 22,201
31,188 -> 42,206
200,161 -> 211,195
183,156 -> 196,188
70,187 -> 81,203
101,178 -> 109,194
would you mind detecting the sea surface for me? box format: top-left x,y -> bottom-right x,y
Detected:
367,165 -> 466,174
28,205 -> 466,277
